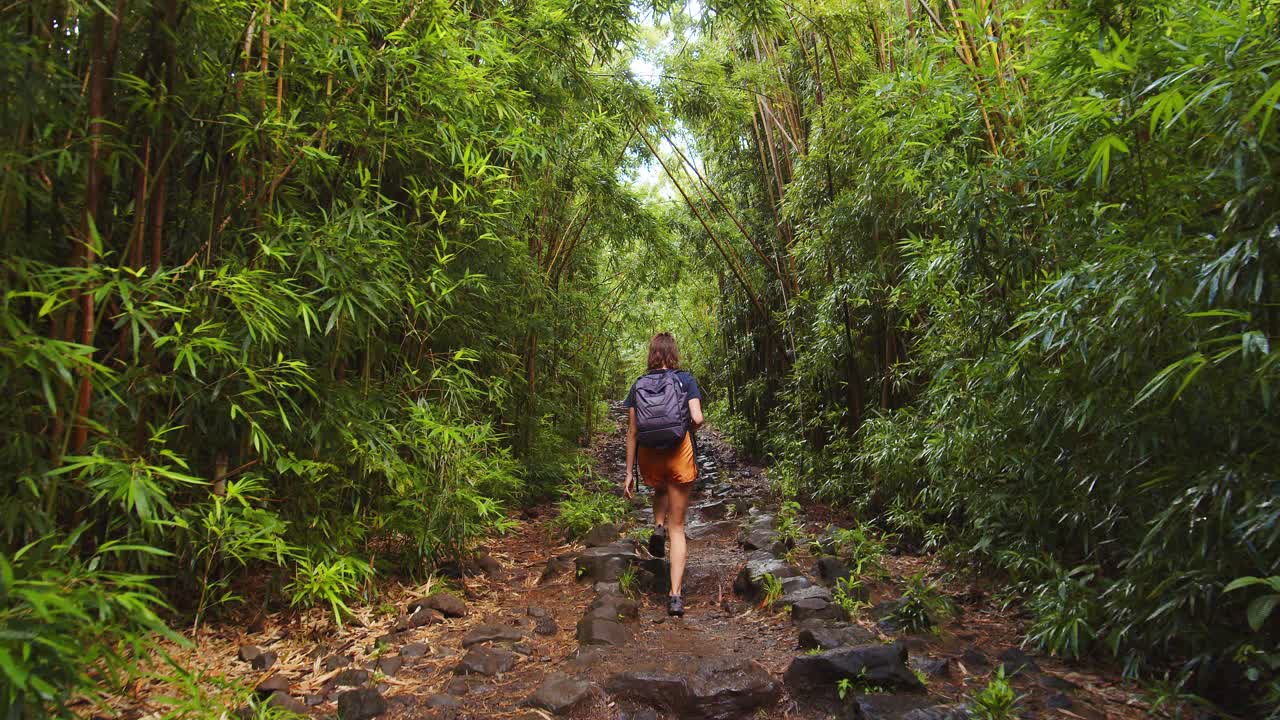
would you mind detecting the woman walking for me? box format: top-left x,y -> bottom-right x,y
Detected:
622,332 -> 704,617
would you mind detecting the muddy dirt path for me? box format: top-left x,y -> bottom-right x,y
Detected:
175,402 -> 1154,720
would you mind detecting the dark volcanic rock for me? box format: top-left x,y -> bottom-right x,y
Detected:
265,691 -> 308,715
789,596 -> 844,622
732,553 -> 800,598
575,542 -> 640,583
640,558 -> 671,594
782,584 -> 833,605
324,653 -> 354,671
443,677 -> 469,695
996,647 -> 1040,676
780,575 -> 816,595
253,671 -> 289,696
565,647 -> 607,672
337,686 -> 387,720
255,674 -> 290,694
527,605 -> 551,619
687,519 -> 738,540
461,623 -> 525,647
583,523 -> 620,547
377,655 -> 403,676
401,642 -> 429,659
534,614 -> 559,635
334,668 -> 371,687
408,606 -> 444,628
697,499 -> 730,519
238,645 -> 263,663
960,647 -> 989,669
455,646 -> 518,676
527,673 -> 596,714
872,598 -> 920,632
784,643 -> 924,692
576,616 -> 631,646
408,592 -> 467,618
589,594 -> 639,621
739,527 -> 777,552
540,554 -> 577,584
901,704 -> 970,720
250,650 -> 278,671
606,656 -> 781,720
796,621 -> 878,650
475,551 -> 502,577
910,656 -> 951,679
815,556 -> 856,587
737,514 -> 780,551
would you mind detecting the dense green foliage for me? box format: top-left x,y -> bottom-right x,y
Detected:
657,0 -> 1278,712
0,0 -> 672,713
3,0 -> 1277,715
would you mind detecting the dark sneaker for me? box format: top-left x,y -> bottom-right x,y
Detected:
668,594 -> 684,617
649,525 -> 667,558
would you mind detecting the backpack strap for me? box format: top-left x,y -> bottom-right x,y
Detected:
639,369 -> 684,391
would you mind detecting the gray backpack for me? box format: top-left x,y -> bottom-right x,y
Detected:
633,371 -> 689,449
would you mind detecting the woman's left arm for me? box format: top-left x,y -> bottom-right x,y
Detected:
688,398 -> 704,430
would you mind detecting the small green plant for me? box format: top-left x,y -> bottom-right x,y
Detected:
782,546 -> 803,566
286,554 -> 374,624
890,573 -> 955,633
833,576 -> 869,618
1023,561 -> 1101,659
1225,576 -> 1280,715
183,475 -> 296,630
836,677 -> 853,701
805,647 -> 825,655
1142,671 -> 1215,720
631,527 -> 654,545
970,667 -> 1021,720
1225,576 -> 1280,632
759,572 -> 784,608
912,668 -> 929,687
618,565 -> 640,598
775,500 -> 807,548
554,480 -> 629,539
820,522 -> 888,578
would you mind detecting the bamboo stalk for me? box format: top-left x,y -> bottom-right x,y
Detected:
654,123 -> 783,284
69,1 -> 119,454
634,127 -> 769,322
276,0 -> 287,115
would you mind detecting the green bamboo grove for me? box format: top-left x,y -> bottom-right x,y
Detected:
1,0 -> 1277,717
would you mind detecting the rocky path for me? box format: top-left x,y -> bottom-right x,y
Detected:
207,402 -> 1152,720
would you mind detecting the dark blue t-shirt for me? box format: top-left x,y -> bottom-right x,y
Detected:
622,369 -> 702,409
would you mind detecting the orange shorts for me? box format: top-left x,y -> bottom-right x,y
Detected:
638,433 -> 697,488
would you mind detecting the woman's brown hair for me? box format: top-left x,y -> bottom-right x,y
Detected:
647,332 -> 680,370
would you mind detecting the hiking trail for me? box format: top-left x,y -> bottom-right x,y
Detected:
156,402 -> 1153,720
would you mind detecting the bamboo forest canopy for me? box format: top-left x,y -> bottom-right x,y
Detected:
1,0 -> 1278,717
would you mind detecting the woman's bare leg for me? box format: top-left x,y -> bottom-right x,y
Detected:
652,486 -> 668,527
665,482 -> 693,596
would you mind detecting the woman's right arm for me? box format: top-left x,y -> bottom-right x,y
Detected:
623,407 -> 638,499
